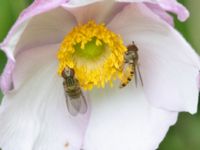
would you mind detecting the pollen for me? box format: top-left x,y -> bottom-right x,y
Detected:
57,20 -> 127,90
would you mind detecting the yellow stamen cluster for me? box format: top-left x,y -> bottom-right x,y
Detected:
57,20 -> 127,90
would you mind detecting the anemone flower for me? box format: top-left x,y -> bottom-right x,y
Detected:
0,0 -> 199,150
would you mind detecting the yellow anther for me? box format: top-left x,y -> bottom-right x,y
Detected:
57,20 -> 127,90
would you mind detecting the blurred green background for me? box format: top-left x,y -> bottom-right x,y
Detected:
0,0 -> 199,149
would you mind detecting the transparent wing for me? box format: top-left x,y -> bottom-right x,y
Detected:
134,64 -> 143,87
79,91 -> 88,114
65,93 -> 79,116
65,91 -> 88,116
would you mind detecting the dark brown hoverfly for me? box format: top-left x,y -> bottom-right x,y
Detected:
62,67 -> 88,116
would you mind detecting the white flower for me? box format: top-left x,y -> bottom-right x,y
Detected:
0,0 -> 199,150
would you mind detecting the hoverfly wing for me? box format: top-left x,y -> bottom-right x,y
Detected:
65,93 -> 79,116
65,92 -> 88,116
79,91 -> 88,114
134,64 -> 143,87
133,65 -> 137,87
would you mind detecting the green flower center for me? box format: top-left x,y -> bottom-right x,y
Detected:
57,20 -> 127,90
74,38 -> 106,60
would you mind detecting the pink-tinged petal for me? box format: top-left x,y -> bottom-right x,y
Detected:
83,85 -> 178,150
116,0 -> 189,21
0,59 -> 15,93
0,44 -> 90,150
146,3 -> 174,26
117,0 -> 156,2
0,5 -> 76,93
13,8 -> 76,56
0,0 -> 71,92
198,71 -> 200,90
67,0 -> 101,7
157,0 -> 189,22
108,4 -> 200,114
62,1 -> 105,24
63,0 -> 124,24
0,2 -> 75,60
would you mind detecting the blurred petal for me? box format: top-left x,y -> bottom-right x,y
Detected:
14,7 -> 75,56
67,0 -> 101,7
117,0 -> 156,2
63,0 -> 124,24
0,0 -> 66,59
157,0 -> 189,21
0,4 -> 75,60
116,0 -> 189,21
108,4 -> 200,114
0,59 -> 15,93
84,85 -> 178,150
146,3 -> 174,26
0,5 -> 76,93
0,44 -> 90,150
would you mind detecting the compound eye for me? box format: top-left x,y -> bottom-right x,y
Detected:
70,69 -> 75,76
62,67 -> 75,78
61,68 -> 70,78
61,69 -> 67,78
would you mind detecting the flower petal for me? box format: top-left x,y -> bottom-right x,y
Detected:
62,0 -> 125,24
116,0 -> 189,21
108,3 -> 200,114
83,85 -> 178,150
0,5 -> 76,93
0,59 -> 15,93
1,5 -> 75,60
0,0 -> 70,63
67,0 -> 188,25
0,44 -> 90,150
157,0 -> 189,21
67,0 -> 101,7
146,3 -> 174,26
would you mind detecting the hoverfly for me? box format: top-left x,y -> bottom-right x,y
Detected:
120,41 -> 143,88
62,67 -> 88,116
